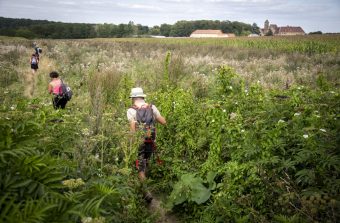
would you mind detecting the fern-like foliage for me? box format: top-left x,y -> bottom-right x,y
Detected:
273,214 -> 306,223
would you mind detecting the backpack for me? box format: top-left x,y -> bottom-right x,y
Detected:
59,79 -> 73,101
132,104 -> 156,141
35,47 -> 42,54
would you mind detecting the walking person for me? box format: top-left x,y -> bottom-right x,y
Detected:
48,71 -> 68,109
127,87 -> 166,202
30,53 -> 39,74
33,42 -> 42,59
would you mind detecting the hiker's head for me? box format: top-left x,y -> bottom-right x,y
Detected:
49,71 -> 59,78
130,87 -> 146,99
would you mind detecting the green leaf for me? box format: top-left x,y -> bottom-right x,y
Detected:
206,171 -> 217,190
190,183 -> 211,204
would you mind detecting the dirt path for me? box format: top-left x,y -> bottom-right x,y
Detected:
23,55 -> 55,98
23,70 -> 37,98
148,196 -> 179,223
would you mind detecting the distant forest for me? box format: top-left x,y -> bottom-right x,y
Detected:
0,17 -> 260,39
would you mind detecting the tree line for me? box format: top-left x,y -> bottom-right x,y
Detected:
0,17 -> 260,39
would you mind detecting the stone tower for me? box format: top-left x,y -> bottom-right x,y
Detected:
264,20 -> 269,33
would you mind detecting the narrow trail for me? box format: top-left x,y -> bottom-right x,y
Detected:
23,55 -> 55,98
148,195 -> 179,223
23,69 -> 37,98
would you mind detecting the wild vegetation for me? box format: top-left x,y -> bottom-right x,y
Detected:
0,35 -> 339,223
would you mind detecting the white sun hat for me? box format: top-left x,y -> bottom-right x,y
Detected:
129,87 -> 146,98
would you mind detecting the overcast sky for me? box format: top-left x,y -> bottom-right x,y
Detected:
0,0 -> 339,33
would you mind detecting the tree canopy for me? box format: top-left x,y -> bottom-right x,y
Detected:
0,17 -> 260,39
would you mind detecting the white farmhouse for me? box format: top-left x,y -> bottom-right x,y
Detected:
190,29 -> 232,38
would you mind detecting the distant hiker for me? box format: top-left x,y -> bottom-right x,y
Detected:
30,53 -> 39,74
33,42 -> 42,59
127,87 -> 166,202
48,71 -> 68,109
35,47 -> 42,59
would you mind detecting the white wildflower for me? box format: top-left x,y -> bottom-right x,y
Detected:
230,112 -> 237,119
319,129 -> 326,132
211,119 -> 215,123
82,128 -> 90,136
82,217 -> 93,223
278,119 -> 285,123
10,106 -> 15,110
229,86 -> 233,90
294,112 -> 301,116
222,109 -> 226,112
303,134 -> 309,139
244,89 -> 248,93
241,130 -> 245,133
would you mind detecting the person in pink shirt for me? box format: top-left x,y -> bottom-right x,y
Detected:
48,71 -> 68,109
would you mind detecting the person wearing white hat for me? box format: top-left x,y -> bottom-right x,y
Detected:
127,87 -> 166,132
127,87 -> 166,202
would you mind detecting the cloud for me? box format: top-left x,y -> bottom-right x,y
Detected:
57,1 -> 77,6
161,0 -> 192,2
116,3 -> 162,11
205,0 -> 273,3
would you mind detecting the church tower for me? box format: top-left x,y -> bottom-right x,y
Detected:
264,20 -> 269,33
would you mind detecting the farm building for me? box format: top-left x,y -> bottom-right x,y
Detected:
190,30 -> 233,38
260,20 -> 305,36
276,26 -> 306,36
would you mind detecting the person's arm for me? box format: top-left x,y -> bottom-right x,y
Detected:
48,83 -> 53,94
152,105 -> 166,125
127,109 -> 137,132
130,120 -> 136,132
156,115 -> 166,125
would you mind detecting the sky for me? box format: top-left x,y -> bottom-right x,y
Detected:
0,0 -> 340,33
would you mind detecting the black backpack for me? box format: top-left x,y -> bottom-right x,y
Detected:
59,79 -> 73,101
132,104 -> 156,141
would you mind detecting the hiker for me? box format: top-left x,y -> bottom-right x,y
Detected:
127,87 -> 166,201
48,71 -> 68,109
30,53 -> 39,74
33,42 -> 42,59
35,47 -> 42,59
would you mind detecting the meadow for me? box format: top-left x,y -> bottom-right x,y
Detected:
0,35 -> 339,223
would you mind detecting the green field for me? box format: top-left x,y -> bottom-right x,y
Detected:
1,36 -> 339,223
